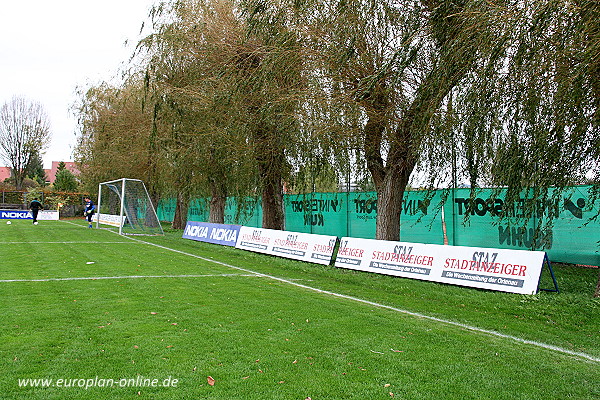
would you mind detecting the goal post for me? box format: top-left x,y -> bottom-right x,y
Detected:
96,178 -> 164,236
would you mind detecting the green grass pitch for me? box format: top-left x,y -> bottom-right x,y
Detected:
0,219 -> 598,399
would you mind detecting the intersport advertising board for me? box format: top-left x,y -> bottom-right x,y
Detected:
236,226 -> 337,265
335,237 -> 547,294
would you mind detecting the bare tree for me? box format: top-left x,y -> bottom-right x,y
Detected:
0,97 -> 51,190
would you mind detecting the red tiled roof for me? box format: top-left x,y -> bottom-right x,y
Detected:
45,161 -> 79,183
0,162 -> 79,184
0,167 -> 11,182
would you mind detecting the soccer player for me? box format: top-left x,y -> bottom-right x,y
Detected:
83,196 -> 96,228
29,198 -> 43,225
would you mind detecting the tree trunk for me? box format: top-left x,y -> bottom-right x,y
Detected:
253,122 -> 285,230
364,93 -> 417,241
208,178 -> 227,224
375,165 -> 413,241
261,175 -> 284,230
13,168 -> 26,191
171,192 -> 189,229
362,1 -> 479,241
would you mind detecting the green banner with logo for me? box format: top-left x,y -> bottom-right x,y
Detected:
157,185 -> 600,266
444,186 -> 599,266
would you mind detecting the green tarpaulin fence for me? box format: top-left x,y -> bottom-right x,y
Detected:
157,186 -> 600,267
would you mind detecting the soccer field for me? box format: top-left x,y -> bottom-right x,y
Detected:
1,220 -> 598,399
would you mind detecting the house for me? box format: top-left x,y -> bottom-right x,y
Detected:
45,161 -> 79,184
0,166 -> 10,182
0,161 -> 79,185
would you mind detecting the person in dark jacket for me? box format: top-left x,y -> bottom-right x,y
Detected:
83,196 -> 96,228
29,198 -> 43,225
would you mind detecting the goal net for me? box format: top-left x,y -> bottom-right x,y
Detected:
96,178 -> 163,235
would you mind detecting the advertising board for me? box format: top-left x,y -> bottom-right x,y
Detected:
335,237 -> 547,294
182,221 -> 241,247
0,210 -> 59,220
236,226 -> 338,265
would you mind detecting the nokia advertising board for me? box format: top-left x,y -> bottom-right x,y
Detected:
0,210 -> 59,220
182,221 -> 241,247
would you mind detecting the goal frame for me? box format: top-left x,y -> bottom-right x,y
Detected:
96,178 -> 163,236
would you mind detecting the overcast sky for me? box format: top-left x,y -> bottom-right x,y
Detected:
0,0 -> 155,169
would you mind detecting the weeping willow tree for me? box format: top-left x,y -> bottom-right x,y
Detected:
455,1 -> 599,189
139,0 -> 306,229
455,0 -> 600,295
454,0 -> 599,295
232,1 -> 307,229
260,0 -> 599,251
138,0 -> 255,227
73,77 -> 159,197
274,0 -> 500,240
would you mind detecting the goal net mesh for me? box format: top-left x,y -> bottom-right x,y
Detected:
97,178 -> 163,235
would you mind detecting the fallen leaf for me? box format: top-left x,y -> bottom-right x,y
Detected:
207,376 -> 215,386
384,384 -> 391,388
150,312 -> 158,315
389,392 -> 395,397
242,376 -> 249,380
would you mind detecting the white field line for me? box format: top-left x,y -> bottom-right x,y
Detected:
59,220 -> 600,363
2,241 -> 133,244
0,274 -> 258,283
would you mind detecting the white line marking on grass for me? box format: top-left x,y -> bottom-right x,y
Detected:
59,220 -> 600,364
0,274 -> 259,283
130,238 -> 600,363
2,241 -> 133,244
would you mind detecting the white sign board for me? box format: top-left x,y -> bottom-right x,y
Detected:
335,237 -> 546,294
93,213 -> 126,228
236,226 -> 337,265
39,210 -> 60,220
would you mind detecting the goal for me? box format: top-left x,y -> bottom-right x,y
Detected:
96,178 -> 164,235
